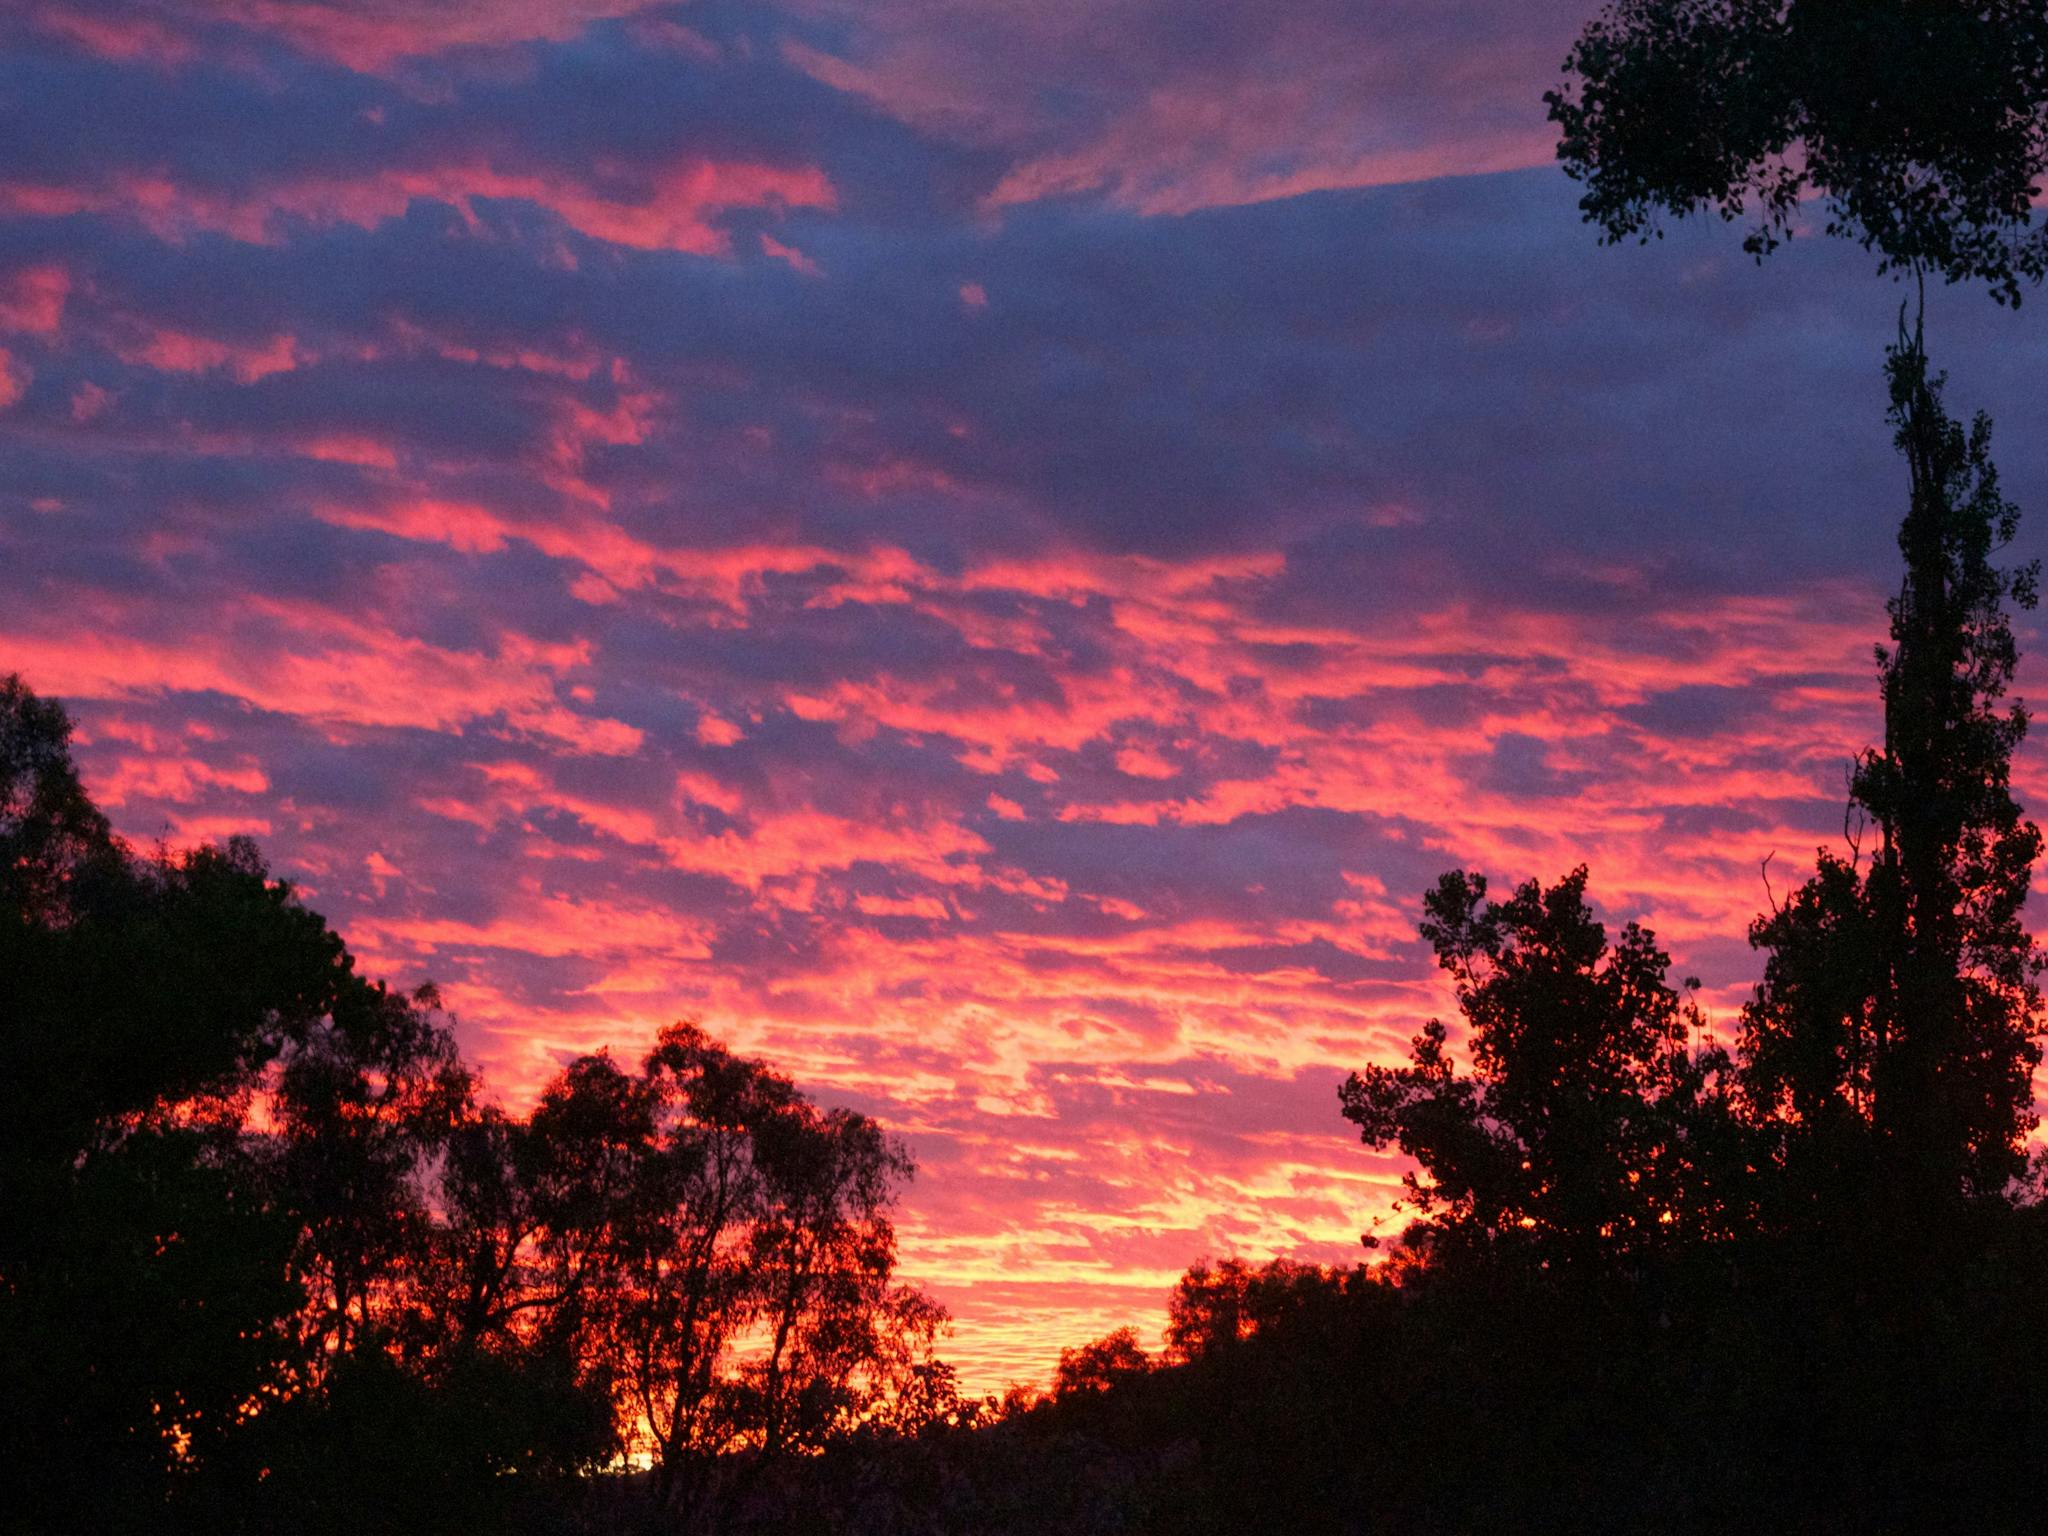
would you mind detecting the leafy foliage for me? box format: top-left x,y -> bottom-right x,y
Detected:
1548,1 -> 2048,303
1744,323 -> 2044,1222
1053,1327 -> 1153,1399
1340,866 -> 1734,1262
0,675 -> 943,1533
1,677 -> 384,1527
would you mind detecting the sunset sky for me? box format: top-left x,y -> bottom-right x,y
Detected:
6,0 -> 2048,1389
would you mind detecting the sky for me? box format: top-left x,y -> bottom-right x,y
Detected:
6,0 -> 2048,1390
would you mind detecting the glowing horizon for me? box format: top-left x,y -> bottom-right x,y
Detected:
5,0 -> 2048,1392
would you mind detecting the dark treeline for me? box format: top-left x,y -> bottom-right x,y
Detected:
0,680 -> 966,1534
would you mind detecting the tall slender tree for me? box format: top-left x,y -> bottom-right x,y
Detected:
1548,1 -> 2048,1229
1743,320 -> 2044,1219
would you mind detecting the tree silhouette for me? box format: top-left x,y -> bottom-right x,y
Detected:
1340,867 -> 1735,1265
1053,1327 -> 1153,1399
267,980 -> 471,1371
1548,1 -> 2048,303
0,676 -> 454,1528
1162,1256 -> 1351,1363
610,1023 -> 924,1514
1744,320 -> 2044,1227
0,673 -> 948,1531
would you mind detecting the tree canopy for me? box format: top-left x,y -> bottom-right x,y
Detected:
1343,324 -> 2043,1276
1548,1 -> 2048,303
1340,865 -> 1735,1264
0,676 -> 947,1533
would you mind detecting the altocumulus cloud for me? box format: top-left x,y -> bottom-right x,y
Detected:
4,0 -> 2048,1386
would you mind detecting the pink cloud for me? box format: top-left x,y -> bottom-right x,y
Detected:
0,348 -> 28,410
1,158 -> 835,257
0,265 -> 70,335
784,0 -> 1585,216
1,597 -> 642,752
117,327 -> 303,382
30,3 -> 208,63
3,0 -> 1992,1392
760,232 -> 825,277
36,0 -> 653,71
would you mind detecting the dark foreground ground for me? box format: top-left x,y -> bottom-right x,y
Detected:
170,1224 -> 2048,1536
